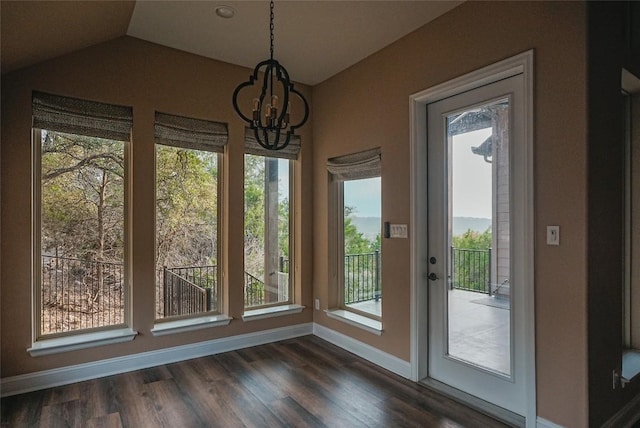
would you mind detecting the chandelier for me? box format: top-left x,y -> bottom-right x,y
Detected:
232,0 -> 309,151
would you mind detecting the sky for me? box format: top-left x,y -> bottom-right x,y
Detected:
344,177 -> 381,218
451,128 -> 493,219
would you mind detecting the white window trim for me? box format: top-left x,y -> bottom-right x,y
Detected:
325,309 -> 382,335
154,112 -> 226,320
243,155 -> 295,310
242,304 -> 304,322
33,125 -> 132,342
151,314 -> 232,336
327,161 -> 382,322
28,328 -> 137,357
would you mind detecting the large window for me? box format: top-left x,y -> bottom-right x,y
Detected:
328,148 -> 382,320
154,112 -> 227,320
33,92 -> 132,338
243,131 -> 297,309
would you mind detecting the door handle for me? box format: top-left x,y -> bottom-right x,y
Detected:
428,272 -> 438,281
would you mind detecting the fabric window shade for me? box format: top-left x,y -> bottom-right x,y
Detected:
155,112 -> 228,152
32,91 -> 133,141
327,147 -> 381,181
244,127 -> 300,160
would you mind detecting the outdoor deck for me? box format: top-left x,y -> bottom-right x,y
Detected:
346,299 -> 382,318
344,288 -> 510,377
448,289 -> 510,375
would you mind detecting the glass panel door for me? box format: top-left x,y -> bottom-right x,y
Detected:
427,74 -> 526,415
447,99 -> 511,376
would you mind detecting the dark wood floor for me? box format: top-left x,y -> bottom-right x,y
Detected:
1,335 -> 510,428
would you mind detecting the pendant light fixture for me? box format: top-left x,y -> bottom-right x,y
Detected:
232,0 -> 309,151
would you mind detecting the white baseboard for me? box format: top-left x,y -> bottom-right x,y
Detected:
1,323 -> 313,397
312,323 -> 411,379
536,417 -> 565,428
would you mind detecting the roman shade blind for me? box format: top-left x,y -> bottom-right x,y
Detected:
32,91 -> 133,141
244,128 -> 301,160
327,147 -> 381,181
155,112 -> 228,152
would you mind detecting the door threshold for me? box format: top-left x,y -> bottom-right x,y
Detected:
419,377 -> 525,427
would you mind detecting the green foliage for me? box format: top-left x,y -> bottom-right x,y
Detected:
155,146 -> 218,269
41,131 -> 124,262
342,207 -> 382,303
369,233 -> 381,253
344,206 -> 375,255
452,227 -> 492,250
452,227 -> 492,292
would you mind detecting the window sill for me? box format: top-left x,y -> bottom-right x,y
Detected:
325,309 -> 382,335
151,314 -> 233,336
28,327 -> 138,357
622,349 -> 640,385
242,304 -> 305,322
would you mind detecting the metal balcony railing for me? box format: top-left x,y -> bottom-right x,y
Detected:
450,247 -> 491,294
344,251 -> 381,304
162,266 -> 217,317
41,255 -> 124,335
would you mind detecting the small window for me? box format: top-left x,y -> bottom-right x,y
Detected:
243,130 -> 297,309
33,92 -> 132,338
329,148 -> 382,320
154,112 -> 228,320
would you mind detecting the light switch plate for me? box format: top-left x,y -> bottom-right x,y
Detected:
390,224 -> 408,239
546,225 -> 560,245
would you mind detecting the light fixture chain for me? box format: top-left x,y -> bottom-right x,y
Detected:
269,0 -> 275,61
232,0 -> 309,151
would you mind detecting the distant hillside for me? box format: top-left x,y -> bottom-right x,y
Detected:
453,217 -> 491,236
350,216 -> 491,239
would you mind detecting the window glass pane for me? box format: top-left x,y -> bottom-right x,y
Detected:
244,154 -> 291,308
40,130 -> 125,335
155,146 -> 219,318
343,177 -> 381,317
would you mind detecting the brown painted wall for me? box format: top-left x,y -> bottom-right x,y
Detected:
0,36 -> 314,377
311,2 -> 589,426
3,1 -> 638,426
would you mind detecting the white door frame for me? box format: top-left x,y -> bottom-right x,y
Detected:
409,50 -> 536,425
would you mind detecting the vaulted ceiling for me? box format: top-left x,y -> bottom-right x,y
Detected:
1,1 -> 462,85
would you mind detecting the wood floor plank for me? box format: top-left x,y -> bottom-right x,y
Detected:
1,335 -> 512,428
345,359 -> 508,428
214,351 -> 288,405
108,371 -> 163,428
0,389 -> 46,427
187,355 -> 232,382
42,382 -> 81,406
164,358 -> 245,427
285,360 -> 389,427
85,413 -> 123,428
145,378 -> 203,427
269,396 -> 327,428
39,399 -> 83,428
251,358 -> 370,428
208,376 -> 285,428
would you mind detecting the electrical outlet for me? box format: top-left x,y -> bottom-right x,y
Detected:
314,298 -> 320,310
